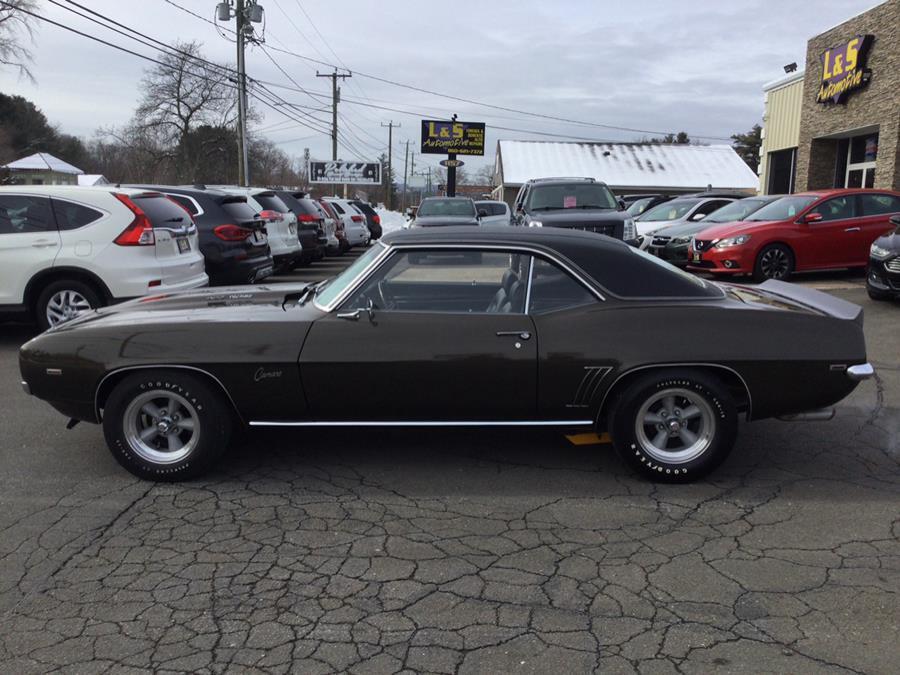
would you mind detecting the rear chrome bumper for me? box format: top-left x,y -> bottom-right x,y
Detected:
847,363 -> 875,381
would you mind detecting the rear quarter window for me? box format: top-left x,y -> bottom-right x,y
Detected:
51,199 -> 104,230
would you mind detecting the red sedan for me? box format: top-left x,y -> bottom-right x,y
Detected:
687,189 -> 900,281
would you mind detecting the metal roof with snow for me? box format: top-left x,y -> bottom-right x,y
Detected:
3,152 -> 84,175
497,140 -> 757,191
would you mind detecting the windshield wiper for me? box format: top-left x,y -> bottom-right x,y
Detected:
574,204 -> 613,209
529,206 -> 556,211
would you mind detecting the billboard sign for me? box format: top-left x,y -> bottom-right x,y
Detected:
421,120 -> 485,156
308,161 -> 382,184
816,34 -> 874,104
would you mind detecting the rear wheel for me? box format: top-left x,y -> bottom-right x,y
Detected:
35,279 -> 103,330
102,370 -> 232,481
608,370 -> 738,482
753,244 -> 794,282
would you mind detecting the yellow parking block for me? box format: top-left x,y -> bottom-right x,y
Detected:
565,432 -> 611,446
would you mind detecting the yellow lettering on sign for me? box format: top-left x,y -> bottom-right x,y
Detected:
846,37 -> 859,71
832,53 -> 844,76
823,50 -> 832,79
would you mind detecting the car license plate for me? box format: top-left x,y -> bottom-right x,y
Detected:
253,230 -> 267,245
177,237 -> 191,253
692,252 -> 701,262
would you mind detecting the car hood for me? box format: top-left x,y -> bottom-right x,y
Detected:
649,220 -> 718,238
45,283 -> 321,332
531,209 -> 625,225
873,228 -> 900,252
412,215 -> 480,227
693,219 -> 780,240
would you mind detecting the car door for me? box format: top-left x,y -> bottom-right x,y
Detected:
0,194 -> 60,306
803,195 -> 860,268
300,248 -> 537,421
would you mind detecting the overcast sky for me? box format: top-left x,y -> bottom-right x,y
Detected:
0,0 -> 884,178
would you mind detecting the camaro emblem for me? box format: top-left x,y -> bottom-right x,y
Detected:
254,368 -> 283,382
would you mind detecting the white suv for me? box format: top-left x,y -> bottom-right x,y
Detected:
212,187 -> 303,272
323,198 -> 371,248
0,186 -> 208,330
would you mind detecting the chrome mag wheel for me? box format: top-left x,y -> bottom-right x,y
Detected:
46,290 -> 93,326
123,390 -> 200,464
635,388 -> 716,464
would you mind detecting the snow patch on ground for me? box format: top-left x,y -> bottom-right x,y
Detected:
376,209 -> 408,234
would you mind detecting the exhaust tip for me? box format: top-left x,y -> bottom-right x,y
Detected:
777,407 -> 835,422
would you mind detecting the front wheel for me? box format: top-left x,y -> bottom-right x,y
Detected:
753,244 -> 794,282
102,370 -> 232,481
608,370 -> 738,482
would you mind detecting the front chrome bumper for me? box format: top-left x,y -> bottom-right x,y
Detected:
847,363 -> 875,381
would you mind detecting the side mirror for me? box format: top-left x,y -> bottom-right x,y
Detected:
478,209 -> 488,217
890,214 -> 900,226
617,198 -> 627,210
690,213 -> 707,221
802,212 -> 823,224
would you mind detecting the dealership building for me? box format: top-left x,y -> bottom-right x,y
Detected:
759,0 -> 899,194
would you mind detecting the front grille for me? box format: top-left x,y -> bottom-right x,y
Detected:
693,239 -> 713,252
565,223 -> 617,237
886,257 -> 900,273
689,260 -> 716,269
651,235 -> 671,246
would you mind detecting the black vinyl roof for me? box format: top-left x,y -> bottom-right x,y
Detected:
382,226 -> 722,299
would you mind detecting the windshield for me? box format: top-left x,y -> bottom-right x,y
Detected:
626,197 -> 655,217
638,199 -> 701,222
704,198 -> 771,223
745,195 -> 818,221
417,199 -> 476,217
315,242 -> 387,307
527,184 -> 617,210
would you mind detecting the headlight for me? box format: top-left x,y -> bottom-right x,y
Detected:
870,243 -> 892,260
671,236 -> 692,245
529,220 -> 543,228
715,234 -> 752,248
622,217 -> 636,241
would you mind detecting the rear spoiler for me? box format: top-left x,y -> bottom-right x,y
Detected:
757,279 -> 863,324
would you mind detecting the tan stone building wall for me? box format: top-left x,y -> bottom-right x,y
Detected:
795,0 -> 900,191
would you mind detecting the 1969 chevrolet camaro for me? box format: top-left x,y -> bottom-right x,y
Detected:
19,227 -> 873,482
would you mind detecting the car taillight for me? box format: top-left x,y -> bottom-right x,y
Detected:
214,224 -> 254,241
351,215 -> 364,222
297,213 -> 318,223
373,214 -> 381,225
113,193 -> 155,246
258,209 -> 283,222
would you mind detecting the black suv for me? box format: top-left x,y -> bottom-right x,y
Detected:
349,200 -> 383,240
128,185 -> 273,285
275,190 -> 327,264
514,177 -> 637,243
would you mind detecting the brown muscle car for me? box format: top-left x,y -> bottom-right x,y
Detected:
19,227 -> 874,482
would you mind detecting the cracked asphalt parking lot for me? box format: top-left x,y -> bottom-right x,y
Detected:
0,286 -> 897,674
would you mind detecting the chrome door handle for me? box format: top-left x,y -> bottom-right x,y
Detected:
844,227 -> 861,232
31,240 -> 58,248
496,330 -> 531,340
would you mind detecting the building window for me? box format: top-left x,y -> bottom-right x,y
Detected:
767,148 -> 796,194
845,133 -> 877,188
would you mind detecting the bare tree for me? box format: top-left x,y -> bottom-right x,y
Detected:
132,41 -> 239,182
0,0 -> 38,82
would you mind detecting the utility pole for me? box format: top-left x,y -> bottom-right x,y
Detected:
402,140 -> 410,211
380,121 -> 399,210
316,70 -> 351,162
216,0 -> 264,186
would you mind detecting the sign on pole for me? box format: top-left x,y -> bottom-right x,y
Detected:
420,120 -> 485,156
308,161 -> 382,184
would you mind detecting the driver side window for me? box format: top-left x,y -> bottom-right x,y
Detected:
342,249 -> 531,314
